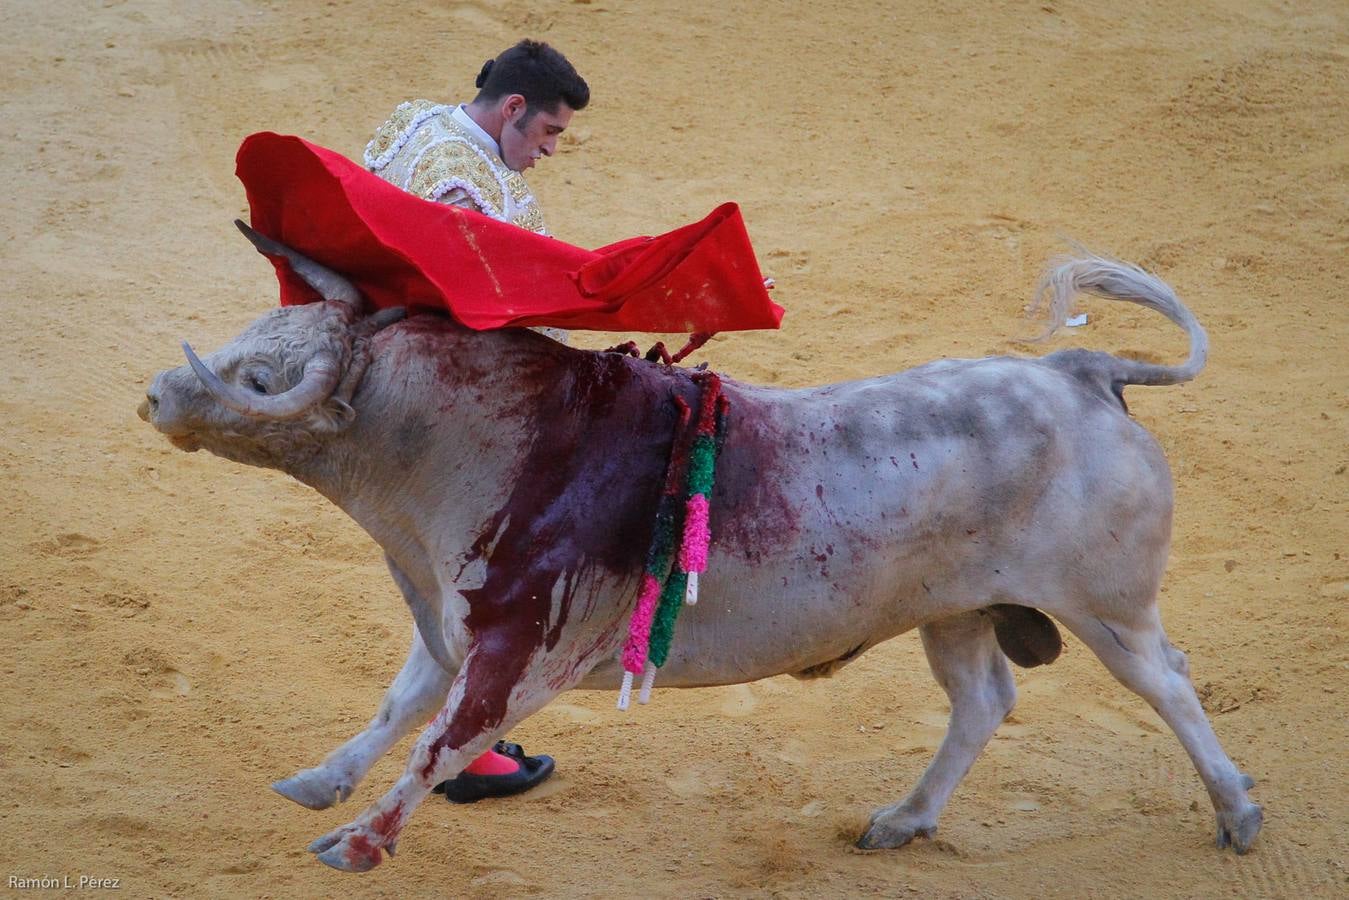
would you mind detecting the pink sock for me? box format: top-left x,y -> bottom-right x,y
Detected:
463,749 -> 519,777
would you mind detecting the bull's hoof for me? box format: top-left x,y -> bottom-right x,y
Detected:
857,807 -> 937,850
273,769 -> 353,810
307,830 -> 345,855
856,823 -> 935,850
309,828 -> 384,872
316,842 -> 382,873
1216,802 -> 1262,855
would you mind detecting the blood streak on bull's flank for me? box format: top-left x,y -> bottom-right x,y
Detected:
415,341 -> 803,779
418,351 -> 693,773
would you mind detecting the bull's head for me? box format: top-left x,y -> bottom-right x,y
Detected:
140,222 -> 404,469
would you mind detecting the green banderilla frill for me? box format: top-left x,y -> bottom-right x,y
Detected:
618,371 -> 728,708
647,571 -> 688,669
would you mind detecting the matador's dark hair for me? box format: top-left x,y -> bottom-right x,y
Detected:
472,39 -> 590,113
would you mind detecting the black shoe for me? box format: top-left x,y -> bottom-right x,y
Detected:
432,741 -> 556,804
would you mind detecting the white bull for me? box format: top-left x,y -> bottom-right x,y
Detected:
140,224 -> 1262,871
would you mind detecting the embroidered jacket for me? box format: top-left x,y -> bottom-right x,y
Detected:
364,100 -> 547,235
364,100 -> 568,341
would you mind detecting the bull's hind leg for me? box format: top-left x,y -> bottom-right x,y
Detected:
859,610 -> 1015,848
1057,604 -> 1262,853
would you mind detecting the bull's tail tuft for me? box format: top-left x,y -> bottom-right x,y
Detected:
1031,250 -> 1209,386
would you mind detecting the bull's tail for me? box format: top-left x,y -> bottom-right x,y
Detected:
1032,251 -> 1209,386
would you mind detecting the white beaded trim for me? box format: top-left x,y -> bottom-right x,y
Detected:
363,101 -> 454,171
414,134 -> 515,219
404,140 -> 437,191
426,178 -> 502,219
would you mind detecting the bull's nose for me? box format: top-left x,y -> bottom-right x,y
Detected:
139,392 -> 157,422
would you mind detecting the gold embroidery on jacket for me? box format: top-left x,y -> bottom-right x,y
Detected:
365,100 -> 436,166
409,141 -> 506,217
513,203 -> 546,234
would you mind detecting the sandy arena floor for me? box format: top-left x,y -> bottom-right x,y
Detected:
1,1 -> 1345,897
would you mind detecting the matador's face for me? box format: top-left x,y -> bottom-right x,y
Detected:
501,99 -> 574,172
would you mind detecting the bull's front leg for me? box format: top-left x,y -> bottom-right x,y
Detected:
305,629 -> 567,872
272,626 -> 454,810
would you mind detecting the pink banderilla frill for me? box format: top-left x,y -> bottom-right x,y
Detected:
617,371 -> 728,709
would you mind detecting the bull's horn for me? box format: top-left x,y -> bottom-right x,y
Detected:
234,219 -> 362,309
365,307 -> 407,331
182,342 -> 341,420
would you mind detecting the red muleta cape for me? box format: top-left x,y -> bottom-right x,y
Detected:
235,132 -> 785,334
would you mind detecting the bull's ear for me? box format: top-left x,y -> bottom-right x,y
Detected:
312,397 -> 357,434
330,309 -> 406,407
234,219 -> 364,310
327,397 -> 356,424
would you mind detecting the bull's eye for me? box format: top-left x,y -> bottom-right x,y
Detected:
246,374 -> 269,394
